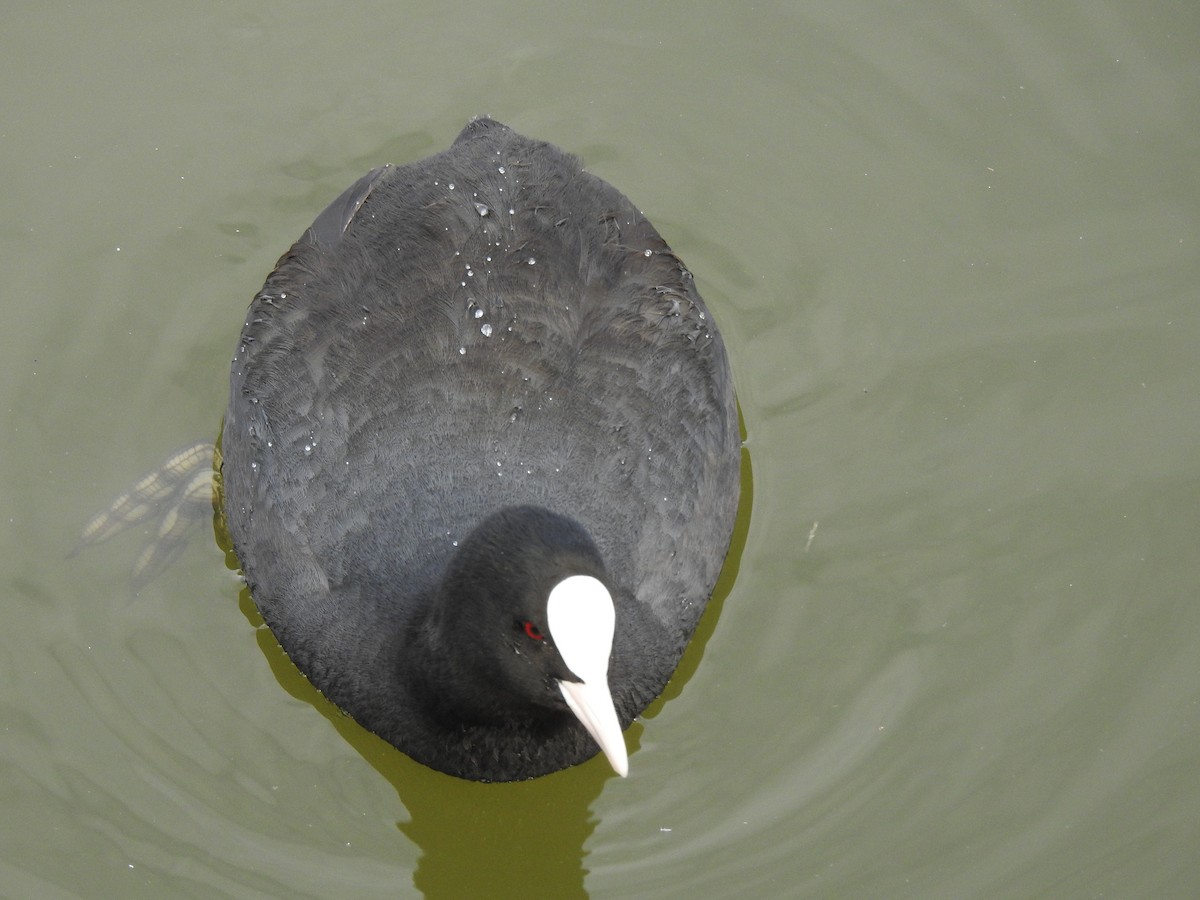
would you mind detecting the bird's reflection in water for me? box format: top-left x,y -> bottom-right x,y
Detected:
247,587 -> 621,899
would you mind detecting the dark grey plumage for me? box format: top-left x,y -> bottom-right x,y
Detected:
222,118 -> 739,781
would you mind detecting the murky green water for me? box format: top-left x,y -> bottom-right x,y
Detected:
3,2 -> 1198,897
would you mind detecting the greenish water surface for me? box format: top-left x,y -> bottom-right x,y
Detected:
2,3 -> 1198,897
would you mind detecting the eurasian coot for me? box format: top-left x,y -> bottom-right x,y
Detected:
221,118 -> 740,781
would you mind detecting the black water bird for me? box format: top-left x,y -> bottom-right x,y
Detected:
221,118 -> 740,781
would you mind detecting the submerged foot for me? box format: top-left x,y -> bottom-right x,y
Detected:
74,441 -> 216,590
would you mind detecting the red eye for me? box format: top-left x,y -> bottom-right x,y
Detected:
522,621 -> 544,641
